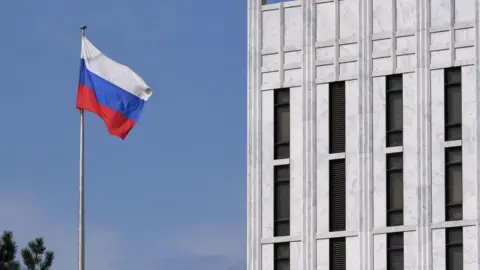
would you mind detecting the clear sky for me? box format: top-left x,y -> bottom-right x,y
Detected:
0,1 -> 246,270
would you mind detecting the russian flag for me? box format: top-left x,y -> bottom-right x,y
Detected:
76,36 -> 152,139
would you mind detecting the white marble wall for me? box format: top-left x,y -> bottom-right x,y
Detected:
248,0 -> 480,269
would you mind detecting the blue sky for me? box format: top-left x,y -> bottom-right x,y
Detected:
0,1 -> 246,269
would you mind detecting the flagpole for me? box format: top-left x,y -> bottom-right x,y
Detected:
78,24 -> 87,270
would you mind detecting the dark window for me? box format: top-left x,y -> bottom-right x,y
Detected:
274,88 -> 290,159
274,165 -> 290,236
445,147 -> 462,221
263,0 -> 295,4
387,233 -> 404,270
445,67 -> 462,141
330,159 -> 346,232
329,82 -> 346,154
386,74 -> 403,147
274,242 -> 290,270
386,153 -> 403,226
446,227 -> 463,270
330,238 -> 346,270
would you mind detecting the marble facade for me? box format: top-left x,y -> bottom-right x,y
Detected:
247,0 -> 480,269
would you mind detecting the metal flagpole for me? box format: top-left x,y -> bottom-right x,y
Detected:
78,24 -> 87,270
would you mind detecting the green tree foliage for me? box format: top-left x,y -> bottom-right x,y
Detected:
0,231 -> 54,270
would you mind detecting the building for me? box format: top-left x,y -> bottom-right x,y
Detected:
246,0 -> 480,269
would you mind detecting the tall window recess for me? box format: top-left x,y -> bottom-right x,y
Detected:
386,153 -> 403,226
445,67 -> 462,141
386,74 -> 403,147
445,146 -> 462,221
446,227 -> 463,270
387,233 -> 404,270
274,88 -> 290,159
330,238 -> 346,270
329,82 -> 346,154
274,165 -> 290,236
329,159 -> 346,232
274,242 -> 290,270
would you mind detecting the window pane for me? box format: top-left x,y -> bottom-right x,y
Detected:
275,106 -> 290,143
275,183 -> 290,220
446,205 -> 463,221
388,211 -> 403,227
387,75 -> 403,90
446,126 -> 462,141
387,131 -> 403,147
447,246 -> 463,270
275,166 -> 290,182
274,221 -> 289,236
387,154 -> 403,170
275,89 -> 289,105
446,147 -> 462,163
388,171 -> 403,209
447,227 -> 463,244
388,233 -> 404,248
275,144 -> 289,159
387,92 -> 403,131
274,260 -> 290,270
445,85 -> 461,125
388,250 -> 404,270
445,68 -> 461,84
274,243 -> 290,258
447,165 -> 462,203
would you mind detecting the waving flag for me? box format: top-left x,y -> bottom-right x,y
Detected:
76,36 -> 152,139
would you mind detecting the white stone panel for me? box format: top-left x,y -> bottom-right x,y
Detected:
316,239 -> 329,270
372,76 -> 386,229
339,0 -> 358,40
262,9 -> 280,51
461,65 -> 477,220
262,244 -> 274,270
430,0 -> 452,28
372,0 -> 392,35
262,71 -> 281,90
262,53 -> 280,70
290,241 -> 303,270
316,83 -> 330,234
290,86 -> 303,236
284,6 -> 302,49
316,2 -> 335,45
404,231 -> 418,270
284,68 -> 302,87
346,80 -> 359,231
346,236 -> 360,269
284,51 -> 302,66
455,0 -> 475,24
464,226 -> 478,269
373,233 -> 386,270
431,69 -> 445,224
396,0 -> 416,32
432,229 -> 446,270
261,90 -> 274,238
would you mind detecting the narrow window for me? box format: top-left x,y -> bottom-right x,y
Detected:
274,88 -> 290,159
329,159 -> 346,232
445,147 -> 462,221
329,82 -> 346,154
386,74 -> 403,147
386,153 -> 403,226
446,227 -> 463,270
387,233 -> 404,270
274,242 -> 290,270
330,238 -> 346,270
445,67 -> 462,141
274,165 -> 290,236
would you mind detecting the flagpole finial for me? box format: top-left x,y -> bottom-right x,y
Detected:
80,25 -> 87,36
